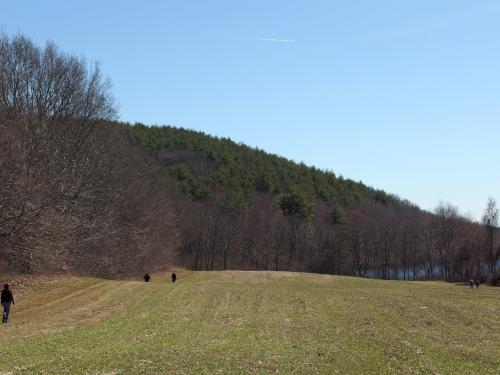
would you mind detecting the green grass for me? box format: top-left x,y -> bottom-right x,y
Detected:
0,271 -> 499,374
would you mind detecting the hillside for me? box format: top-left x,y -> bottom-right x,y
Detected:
117,123 -> 495,282
0,271 -> 499,374
122,123 -> 392,209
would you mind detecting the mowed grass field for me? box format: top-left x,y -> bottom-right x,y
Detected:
0,271 -> 499,375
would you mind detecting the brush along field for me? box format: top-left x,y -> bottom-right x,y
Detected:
0,271 -> 499,374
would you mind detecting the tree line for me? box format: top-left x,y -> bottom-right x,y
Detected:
176,189 -> 498,283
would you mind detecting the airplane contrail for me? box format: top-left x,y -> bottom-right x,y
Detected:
210,36 -> 295,43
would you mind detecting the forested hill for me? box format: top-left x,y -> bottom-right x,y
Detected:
121,123 -> 395,211
2,32 -> 497,283
117,123 -> 496,283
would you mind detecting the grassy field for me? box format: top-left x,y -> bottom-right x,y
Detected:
0,271 -> 499,374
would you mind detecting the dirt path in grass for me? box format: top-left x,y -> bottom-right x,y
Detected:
14,281 -> 113,315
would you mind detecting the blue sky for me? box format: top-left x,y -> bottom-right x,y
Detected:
2,0 -> 499,220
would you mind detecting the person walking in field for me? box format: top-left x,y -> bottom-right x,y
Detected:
144,273 -> 151,283
1,284 -> 14,324
475,279 -> 480,288
172,272 -> 177,283
469,279 -> 474,289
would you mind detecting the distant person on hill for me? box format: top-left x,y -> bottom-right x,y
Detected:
469,279 -> 474,289
172,272 -> 177,283
144,273 -> 151,283
475,279 -> 480,288
1,284 -> 14,324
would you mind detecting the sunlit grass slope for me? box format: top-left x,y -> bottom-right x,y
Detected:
0,271 -> 499,374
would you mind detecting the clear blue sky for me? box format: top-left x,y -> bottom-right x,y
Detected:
3,0 -> 499,220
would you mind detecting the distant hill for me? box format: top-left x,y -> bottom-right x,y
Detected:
122,123 -> 398,209
116,123 -> 494,282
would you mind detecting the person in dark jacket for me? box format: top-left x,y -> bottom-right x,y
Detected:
171,272 -> 177,283
144,273 -> 151,283
475,279 -> 480,288
469,279 -> 474,289
1,284 -> 14,323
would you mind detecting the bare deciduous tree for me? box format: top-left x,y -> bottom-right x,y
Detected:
0,33 -> 116,123
482,197 -> 499,273
0,33 -> 178,275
